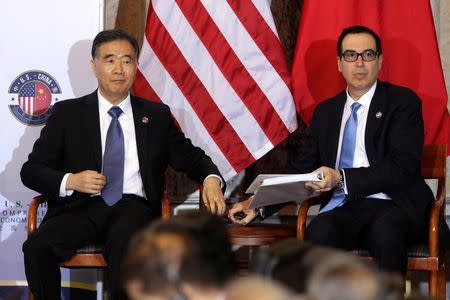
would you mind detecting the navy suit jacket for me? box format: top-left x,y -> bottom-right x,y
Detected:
265,81 -> 434,232
21,91 -> 223,218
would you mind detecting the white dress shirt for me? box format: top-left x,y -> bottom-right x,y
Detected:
337,81 -> 390,200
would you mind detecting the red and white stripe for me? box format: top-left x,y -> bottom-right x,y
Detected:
135,0 -> 297,180
19,97 -> 34,115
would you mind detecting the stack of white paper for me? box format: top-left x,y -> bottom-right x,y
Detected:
247,172 -> 323,209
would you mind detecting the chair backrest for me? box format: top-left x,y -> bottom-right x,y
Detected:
421,144 -> 446,202
421,144 -> 446,179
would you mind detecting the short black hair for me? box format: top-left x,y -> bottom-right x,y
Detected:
91,29 -> 140,59
122,212 -> 236,294
174,212 -> 236,287
337,25 -> 382,56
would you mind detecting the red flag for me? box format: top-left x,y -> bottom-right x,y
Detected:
34,82 -> 52,115
291,0 -> 449,151
134,0 -> 297,179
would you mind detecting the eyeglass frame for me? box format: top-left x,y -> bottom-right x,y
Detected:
339,49 -> 380,62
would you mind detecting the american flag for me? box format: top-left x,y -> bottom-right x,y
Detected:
18,81 -> 51,116
134,0 -> 298,180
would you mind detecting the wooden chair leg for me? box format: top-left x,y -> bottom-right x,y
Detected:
429,270 -> 438,299
437,265 -> 446,300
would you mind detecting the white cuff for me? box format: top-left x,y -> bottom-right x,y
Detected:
59,173 -> 74,197
341,169 -> 348,194
203,174 -> 223,188
258,207 -> 266,219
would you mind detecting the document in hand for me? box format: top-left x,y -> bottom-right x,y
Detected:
246,172 -> 323,209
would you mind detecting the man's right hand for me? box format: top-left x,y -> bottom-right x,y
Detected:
305,166 -> 341,192
228,198 -> 258,225
66,170 -> 106,194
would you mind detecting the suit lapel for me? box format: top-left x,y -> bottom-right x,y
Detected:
84,91 -> 102,171
131,97 -> 150,181
365,81 -> 386,162
328,92 -> 347,167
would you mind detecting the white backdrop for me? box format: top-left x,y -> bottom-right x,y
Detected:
0,0 -> 103,287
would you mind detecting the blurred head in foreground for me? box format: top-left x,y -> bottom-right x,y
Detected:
224,275 -> 301,300
122,212 -> 236,300
251,239 -> 402,300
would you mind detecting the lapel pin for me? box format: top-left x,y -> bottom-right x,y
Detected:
375,112 -> 382,119
142,116 -> 149,124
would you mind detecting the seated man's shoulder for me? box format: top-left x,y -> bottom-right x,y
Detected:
381,81 -> 419,101
315,91 -> 346,113
52,96 -> 88,114
133,96 -> 170,112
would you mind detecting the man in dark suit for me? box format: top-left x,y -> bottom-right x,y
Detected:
21,29 -> 225,300
229,25 -> 435,275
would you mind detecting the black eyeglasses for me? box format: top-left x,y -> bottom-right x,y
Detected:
341,49 -> 379,62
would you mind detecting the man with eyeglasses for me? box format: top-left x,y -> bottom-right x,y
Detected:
229,25 -> 436,276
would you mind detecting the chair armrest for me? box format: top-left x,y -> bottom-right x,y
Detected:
27,195 -> 47,236
428,183 -> 445,257
161,190 -> 171,220
297,195 -> 323,240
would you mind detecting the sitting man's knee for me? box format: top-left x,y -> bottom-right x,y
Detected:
366,221 -> 406,248
23,236 -> 50,258
305,219 -> 342,246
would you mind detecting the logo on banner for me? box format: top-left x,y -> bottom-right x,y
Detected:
8,70 -> 61,125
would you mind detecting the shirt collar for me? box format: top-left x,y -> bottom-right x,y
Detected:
97,90 -> 132,119
345,80 -> 377,110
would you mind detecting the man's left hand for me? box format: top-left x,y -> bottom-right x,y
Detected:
202,177 -> 226,215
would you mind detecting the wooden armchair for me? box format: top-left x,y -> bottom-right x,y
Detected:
26,191 -> 171,300
296,144 -> 447,299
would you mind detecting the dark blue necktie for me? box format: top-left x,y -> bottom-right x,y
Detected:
101,106 -> 124,206
320,102 -> 361,213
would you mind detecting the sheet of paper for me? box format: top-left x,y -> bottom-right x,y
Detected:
246,172 -> 322,208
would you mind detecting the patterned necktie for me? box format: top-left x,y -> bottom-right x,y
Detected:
101,106 -> 124,206
320,102 -> 362,213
